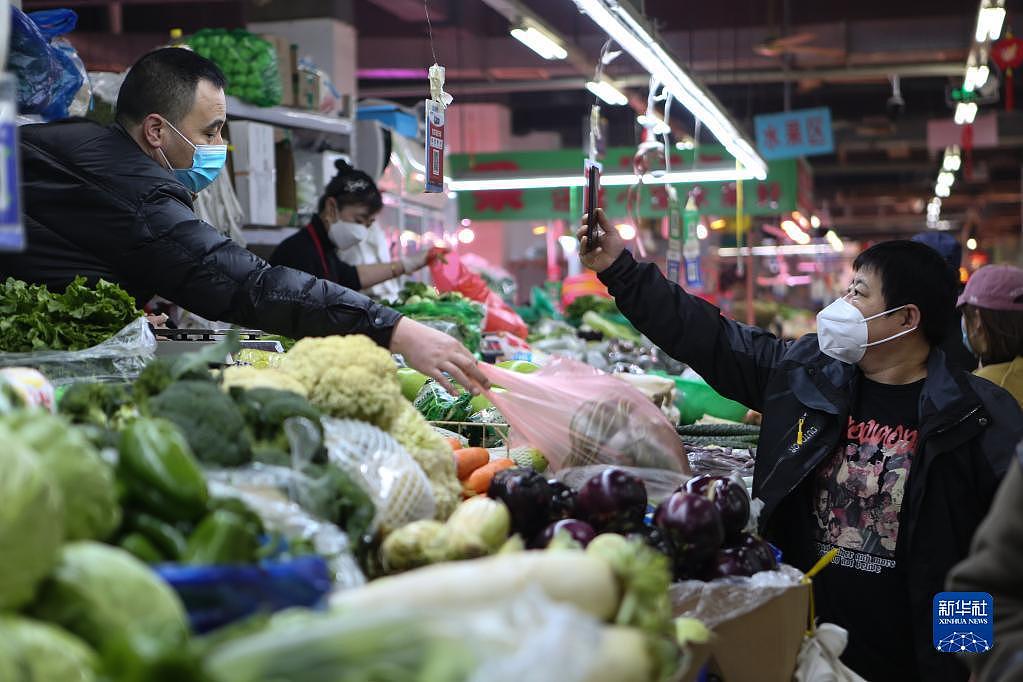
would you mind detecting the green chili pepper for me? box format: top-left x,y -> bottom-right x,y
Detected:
130,513 -> 188,561
119,532 -> 165,564
184,510 -> 260,565
118,418 -> 209,522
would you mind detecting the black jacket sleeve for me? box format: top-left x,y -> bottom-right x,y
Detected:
129,192 -> 400,346
597,251 -> 790,412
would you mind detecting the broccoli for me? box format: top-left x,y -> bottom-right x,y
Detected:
146,381 -> 252,467
230,387 -> 324,465
59,381 -> 133,429
134,332 -> 241,403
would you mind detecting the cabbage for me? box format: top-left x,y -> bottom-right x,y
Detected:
30,542 -> 188,651
0,412 -> 120,541
0,443 -> 64,610
0,615 -> 98,682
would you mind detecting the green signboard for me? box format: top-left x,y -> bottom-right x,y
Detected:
452,146 -> 807,222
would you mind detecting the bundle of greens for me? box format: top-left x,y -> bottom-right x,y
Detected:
0,277 -> 141,352
387,283 -> 485,353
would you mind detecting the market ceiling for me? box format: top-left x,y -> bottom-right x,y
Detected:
38,0 -> 1021,242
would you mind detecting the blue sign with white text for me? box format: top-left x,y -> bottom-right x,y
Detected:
754,107 -> 834,160
933,592 -> 994,654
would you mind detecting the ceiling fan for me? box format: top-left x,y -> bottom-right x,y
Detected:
753,32 -> 845,59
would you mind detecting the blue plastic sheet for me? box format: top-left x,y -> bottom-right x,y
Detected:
155,555 -> 332,634
9,7 -> 85,120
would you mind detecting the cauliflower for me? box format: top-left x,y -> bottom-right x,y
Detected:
281,336 -> 404,431
391,402 -> 461,520
221,365 -> 308,398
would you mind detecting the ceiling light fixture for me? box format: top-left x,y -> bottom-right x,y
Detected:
510,22 -> 568,60
942,146 -> 962,172
935,183 -> 951,198
781,219 -> 811,245
967,237 -> 979,250
447,166 -> 759,192
571,0 -> 767,179
975,2 -> 1006,43
937,171 -> 956,188
586,79 -> 629,106
637,113 -> 671,135
825,230 -> 844,253
964,64 -> 991,92
954,101 -> 978,125
615,223 -> 637,240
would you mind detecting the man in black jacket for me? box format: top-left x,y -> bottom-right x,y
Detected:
578,210 -> 1023,682
0,48 -> 486,394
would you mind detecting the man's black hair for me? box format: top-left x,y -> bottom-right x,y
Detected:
115,48 -> 227,127
853,239 -> 958,347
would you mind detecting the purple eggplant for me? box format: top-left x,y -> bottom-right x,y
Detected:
488,468 -> 554,538
654,491 -> 725,563
534,518 -> 596,548
575,468 -> 648,533
703,547 -> 757,579
684,475 -> 750,539
735,533 -> 778,572
547,479 -> 578,522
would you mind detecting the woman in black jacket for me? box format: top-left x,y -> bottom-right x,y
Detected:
271,161 -> 443,293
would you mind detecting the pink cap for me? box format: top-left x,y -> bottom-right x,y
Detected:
957,264 -> 1023,311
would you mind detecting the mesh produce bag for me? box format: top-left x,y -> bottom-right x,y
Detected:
479,358 -> 690,473
186,29 -> 282,107
322,418 -> 436,533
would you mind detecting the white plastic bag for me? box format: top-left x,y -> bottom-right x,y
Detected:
794,623 -> 868,682
322,417 -> 436,533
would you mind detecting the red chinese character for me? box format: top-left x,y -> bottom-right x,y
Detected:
757,182 -> 781,207
552,188 -> 571,213
689,186 -> 706,209
785,119 -> 803,146
650,186 -> 669,210
721,182 -> 737,208
763,125 -> 780,149
806,116 -> 826,147
470,160 -> 525,213
697,153 -> 725,164
615,190 -> 629,204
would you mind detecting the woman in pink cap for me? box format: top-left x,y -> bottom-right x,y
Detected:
958,264 -> 1023,406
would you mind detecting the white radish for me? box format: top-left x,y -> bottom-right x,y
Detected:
330,551 -> 620,621
585,626 -> 654,682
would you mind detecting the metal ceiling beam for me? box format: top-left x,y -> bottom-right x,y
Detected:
359,61 -> 963,98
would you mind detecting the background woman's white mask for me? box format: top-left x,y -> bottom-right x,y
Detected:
328,220 -> 369,252
816,297 -> 917,364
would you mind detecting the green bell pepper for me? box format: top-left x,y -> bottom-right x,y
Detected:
184,510 -> 259,565
130,514 -> 188,561
118,418 -> 209,523
119,533 -> 165,564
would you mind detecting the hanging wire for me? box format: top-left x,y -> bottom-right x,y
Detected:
424,0 -> 439,65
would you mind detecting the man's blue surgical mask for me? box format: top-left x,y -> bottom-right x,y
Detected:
961,316 -> 978,357
158,118 -> 227,193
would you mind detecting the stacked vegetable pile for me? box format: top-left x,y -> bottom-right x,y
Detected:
387,282 -> 485,353
186,29 -> 282,107
0,276 -> 141,352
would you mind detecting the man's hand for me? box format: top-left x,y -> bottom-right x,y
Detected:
389,317 -> 490,395
577,208 -> 625,273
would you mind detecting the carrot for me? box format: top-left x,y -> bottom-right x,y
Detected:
465,458 -> 515,495
445,437 -> 463,452
454,447 -> 490,480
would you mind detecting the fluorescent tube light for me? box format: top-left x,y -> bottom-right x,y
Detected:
976,4 -> 1006,42
718,244 -> 837,257
586,80 -> 629,106
954,102 -> 978,125
447,166 -> 759,192
510,25 -> 567,60
571,0 -> 767,180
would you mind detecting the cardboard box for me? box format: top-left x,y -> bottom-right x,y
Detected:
261,34 -> 297,107
228,121 -> 277,225
707,583 -> 809,682
274,138 -> 297,226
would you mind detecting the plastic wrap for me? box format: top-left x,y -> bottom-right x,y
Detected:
0,318 -> 156,386
669,563 -> 804,627
429,252 -> 529,340
205,476 -> 365,589
479,358 -> 690,473
186,29 -> 281,107
322,418 -> 436,533
685,445 -> 755,478
10,8 -> 87,121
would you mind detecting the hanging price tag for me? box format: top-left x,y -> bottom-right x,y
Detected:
0,75 -> 23,252
684,233 -> 703,287
424,99 -> 445,193
665,186 -> 682,283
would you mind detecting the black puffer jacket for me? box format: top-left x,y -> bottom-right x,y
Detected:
599,250 -> 1023,681
0,120 -> 401,346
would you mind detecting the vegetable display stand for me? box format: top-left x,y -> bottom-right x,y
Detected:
429,420 -> 510,449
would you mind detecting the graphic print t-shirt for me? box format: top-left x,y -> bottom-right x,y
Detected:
810,377 -> 923,682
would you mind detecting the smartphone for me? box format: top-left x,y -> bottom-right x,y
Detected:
583,160 -> 602,252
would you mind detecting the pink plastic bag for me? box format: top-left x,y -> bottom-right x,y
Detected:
430,252 -> 529,339
479,358 -> 690,474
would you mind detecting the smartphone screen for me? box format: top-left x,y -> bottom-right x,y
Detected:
583,160 -> 602,252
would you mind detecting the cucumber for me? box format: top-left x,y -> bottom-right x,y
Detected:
676,423 -> 760,437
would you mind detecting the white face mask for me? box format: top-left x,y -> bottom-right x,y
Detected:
328,220 -> 369,252
816,297 -> 917,364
